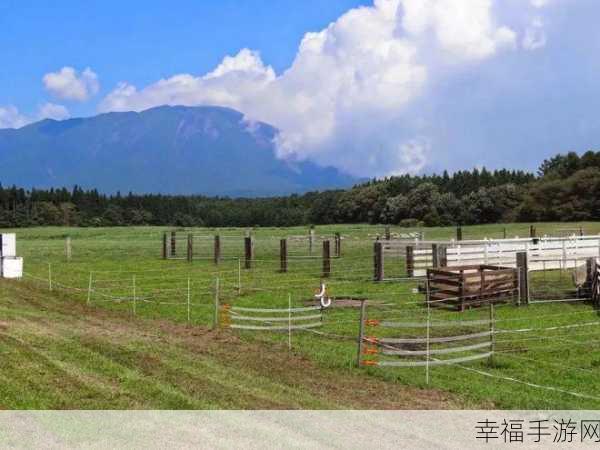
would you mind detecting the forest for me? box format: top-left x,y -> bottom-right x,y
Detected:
1,151 -> 600,228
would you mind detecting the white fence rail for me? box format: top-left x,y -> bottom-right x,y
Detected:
385,235 -> 600,276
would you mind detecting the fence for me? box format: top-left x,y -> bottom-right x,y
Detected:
377,235 -> 600,279
358,305 -> 495,384
162,232 -> 342,270
426,265 -> 518,311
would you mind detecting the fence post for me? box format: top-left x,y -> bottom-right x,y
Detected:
503,227 -> 507,239
439,244 -> 448,267
280,238 -> 288,273
432,243 -> 439,268
357,299 -> 367,367
406,245 -> 414,277
213,277 -> 220,330
309,226 -> 315,255
48,263 -> 52,291
171,231 -> 177,257
65,236 -> 72,261
529,225 -> 536,238
385,226 -> 391,241
489,302 -> 495,366
516,252 -> 529,305
162,232 -> 168,259
244,237 -> 253,269
214,235 -> 221,265
334,232 -> 341,258
322,240 -> 331,278
459,269 -> 465,312
586,257 -> 594,292
187,233 -> 193,262
456,226 -> 463,241
373,241 -> 384,281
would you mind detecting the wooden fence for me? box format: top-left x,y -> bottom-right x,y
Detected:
426,265 -> 518,311
379,235 -> 600,278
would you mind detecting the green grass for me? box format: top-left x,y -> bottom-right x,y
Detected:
0,280 -> 458,409
3,222 -> 600,409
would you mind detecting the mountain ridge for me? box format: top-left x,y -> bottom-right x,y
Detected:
0,105 -> 357,197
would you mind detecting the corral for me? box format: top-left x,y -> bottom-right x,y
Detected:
426,265 -> 518,311
5,222 -> 600,409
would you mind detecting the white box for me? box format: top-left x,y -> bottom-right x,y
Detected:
0,234 -> 16,257
1,257 -> 23,279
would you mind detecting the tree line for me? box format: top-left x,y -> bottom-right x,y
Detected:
1,151 -> 599,228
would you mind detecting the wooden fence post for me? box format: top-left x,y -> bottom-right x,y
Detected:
586,258 -> 594,293
309,226 -> 315,255
529,225 -> 536,238
456,226 -> 463,241
214,235 -> 221,265
373,241 -> 384,281
322,240 -> 331,278
334,232 -> 341,258
244,237 -> 253,269
516,252 -> 529,305
162,232 -> 168,259
432,243 -> 439,268
385,226 -> 391,241
171,231 -> 177,257
503,227 -> 507,239
439,245 -> 448,267
280,238 -> 288,273
459,269 -> 465,312
406,245 -> 414,277
187,233 -> 193,262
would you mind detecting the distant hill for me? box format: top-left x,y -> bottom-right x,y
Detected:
0,105 -> 357,196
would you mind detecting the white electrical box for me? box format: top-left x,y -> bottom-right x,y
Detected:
0,233 -> 16,257
1,257 -> 23,279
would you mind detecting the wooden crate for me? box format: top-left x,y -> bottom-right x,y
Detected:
426,264 -> 518,311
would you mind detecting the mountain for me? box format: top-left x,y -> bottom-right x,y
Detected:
0,105 -> 358,197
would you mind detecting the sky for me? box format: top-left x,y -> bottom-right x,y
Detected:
1,0 -> 599,177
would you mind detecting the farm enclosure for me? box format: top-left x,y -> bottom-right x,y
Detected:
6,222 -> 600,409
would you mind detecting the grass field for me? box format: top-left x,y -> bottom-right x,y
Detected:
2,222 -> 600,409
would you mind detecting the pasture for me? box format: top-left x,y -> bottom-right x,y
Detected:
4,222 -> 600,409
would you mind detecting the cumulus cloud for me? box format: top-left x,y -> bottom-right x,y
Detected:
37,102 -> 70,121
99,49 -> 274,113
99,0 -> 560,177
0,106 -> 30,129
43,66 -> 100,101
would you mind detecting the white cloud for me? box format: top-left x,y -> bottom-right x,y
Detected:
522,17 -> 547,50
37,102 -> 70,121
0,106 -> 30,129
43,66 -> 100,101
99,49 -> 274,113
98,0 -> 544,177
400,0 -> 516,60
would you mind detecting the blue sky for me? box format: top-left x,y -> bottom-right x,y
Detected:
0,0 -> 367,117
1,0 -> 599,177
